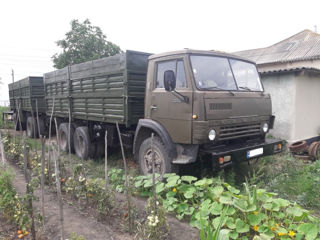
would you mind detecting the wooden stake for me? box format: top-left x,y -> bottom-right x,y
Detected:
23,132 -> 36,240
30,102 -> 36,139
40,135 -> 46,230
115,122 -> 132,232
104,131 -> 108,189
151,133 -> 157,214
36,99 -> 41,136
48,97 -> 55,181
54,117 -> 60,156
68,107 -> 71,162
23,132 -> 27,179
17,102 -> 22,131
53,144 -> 65,240
0,132 -> 6,167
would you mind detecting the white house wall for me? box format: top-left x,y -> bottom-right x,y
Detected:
261,73 -> 296,142
294,71 -> 320,141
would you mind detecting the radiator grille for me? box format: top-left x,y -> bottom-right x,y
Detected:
219,123 -> 261,140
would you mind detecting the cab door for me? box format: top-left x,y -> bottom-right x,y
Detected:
149,57 -> 193,144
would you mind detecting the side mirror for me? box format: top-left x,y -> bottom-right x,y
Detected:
164,70 -> 176,91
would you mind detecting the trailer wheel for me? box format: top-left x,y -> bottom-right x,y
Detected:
27,116 -> 37,138
58,123 -> 74,153
74,126 -> 94,160
138,136 -> 175,176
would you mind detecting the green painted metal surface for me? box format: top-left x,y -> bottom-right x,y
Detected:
44,50 -> 151,127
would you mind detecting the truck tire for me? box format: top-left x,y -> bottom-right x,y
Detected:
289,141 -> 307,153
27,116 -> 37,138
74,126 -> 94,160
58,123 -> 74,153
138,136 -> 176,176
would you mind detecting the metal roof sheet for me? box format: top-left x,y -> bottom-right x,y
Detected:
234,30 -> 320,65
260,67 -> 320,75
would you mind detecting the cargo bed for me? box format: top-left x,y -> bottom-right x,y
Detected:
44,50 -> 151,127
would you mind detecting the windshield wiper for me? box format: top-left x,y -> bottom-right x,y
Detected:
202,86 -> 235,96
238,86 -> 252,91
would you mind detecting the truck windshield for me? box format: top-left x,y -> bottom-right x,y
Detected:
190,55 -> 263,92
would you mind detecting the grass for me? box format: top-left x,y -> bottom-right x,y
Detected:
232,153 -> 320,213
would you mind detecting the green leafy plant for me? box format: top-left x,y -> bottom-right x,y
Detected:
0,167 -> 31,232
69,232 -> 86,240
135,197 -> 169,240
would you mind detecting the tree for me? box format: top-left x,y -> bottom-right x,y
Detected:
52,19 -> 121,69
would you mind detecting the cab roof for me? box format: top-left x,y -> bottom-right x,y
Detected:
148,49 -> 254,64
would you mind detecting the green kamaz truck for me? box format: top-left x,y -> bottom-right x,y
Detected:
9,49 -> 283,175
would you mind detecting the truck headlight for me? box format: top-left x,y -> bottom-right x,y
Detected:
208,129 -> 216,141
262,123 -> 269,133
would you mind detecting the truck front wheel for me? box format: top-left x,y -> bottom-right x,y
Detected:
138,136 -> 175,176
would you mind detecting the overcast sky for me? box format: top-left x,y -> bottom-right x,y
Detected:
0,0 -> 319,101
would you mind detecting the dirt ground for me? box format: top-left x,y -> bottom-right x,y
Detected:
0,130 -> 199,240
0,214 -> 16,240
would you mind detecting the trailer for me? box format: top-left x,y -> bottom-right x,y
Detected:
8,76 -> 46,137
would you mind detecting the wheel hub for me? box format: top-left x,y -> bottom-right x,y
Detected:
144,148 -> 163,174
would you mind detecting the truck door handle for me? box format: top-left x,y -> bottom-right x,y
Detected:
150,105 -> 157,110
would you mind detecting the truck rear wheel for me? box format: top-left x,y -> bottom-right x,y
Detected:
138,136 -> 175,176
27,116 -> 37,138
74,126 -> 94,160
58,123 -> 74,153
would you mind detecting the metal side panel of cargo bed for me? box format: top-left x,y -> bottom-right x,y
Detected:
8,76 -> 46,113
44,50 -> 151,127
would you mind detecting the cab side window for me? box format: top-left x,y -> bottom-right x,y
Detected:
156,60 -> 187,89
176,60 -> 187,88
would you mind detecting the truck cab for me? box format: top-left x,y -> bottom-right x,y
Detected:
134,49 -> 282,175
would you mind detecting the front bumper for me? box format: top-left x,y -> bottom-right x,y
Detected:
200,138 -> 284,167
